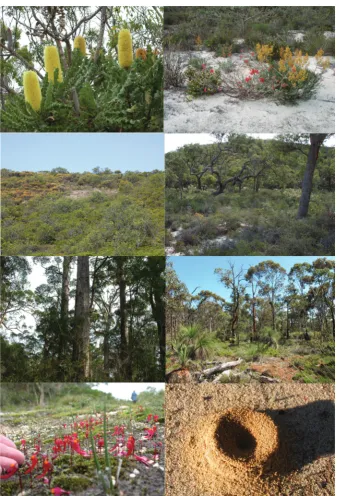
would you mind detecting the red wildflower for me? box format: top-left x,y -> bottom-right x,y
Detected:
0,463 -> 18,480
201,64 -> 206,69
127,436 -> 135,456
203,87 -> 207,92
153,415 -> 159,422
250,52 -> 255,56
250,69 -> 259,75
134,454 -> 151,466
244,59 -> 249,64
210,69 -> 214,74
25,454 -> 38,474
245,76 -> 252,83
259,77 -> 265,83
36,459 -> 53,480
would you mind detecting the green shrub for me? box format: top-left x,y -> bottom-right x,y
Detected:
185,65 -> 222,97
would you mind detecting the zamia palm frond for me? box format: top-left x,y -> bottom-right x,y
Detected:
23,71 -> 42,111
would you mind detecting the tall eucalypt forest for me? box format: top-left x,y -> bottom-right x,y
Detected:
0,6 -> 163,131
0,256 -> 165,382
166,134 -> 334,256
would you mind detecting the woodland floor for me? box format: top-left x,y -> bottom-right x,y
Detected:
166,383 -> 335,496
164,50 -> 335,133
167,342 -> 335,384
0,406 -> 164,496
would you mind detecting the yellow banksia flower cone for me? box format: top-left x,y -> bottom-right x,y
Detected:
44,46 -> 63,83
136,48 -> 147,60
118,29 -> 133,68
74,36 -> 86,55
23,71 -> 42,111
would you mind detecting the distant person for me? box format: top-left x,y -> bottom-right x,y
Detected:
131,391 -> 138,403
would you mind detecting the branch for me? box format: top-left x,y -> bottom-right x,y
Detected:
0,43 -> 44,79
63,7 -> 102,41
94,7 -> 107,63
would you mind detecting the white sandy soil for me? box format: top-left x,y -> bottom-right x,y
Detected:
164,50 -> 335,134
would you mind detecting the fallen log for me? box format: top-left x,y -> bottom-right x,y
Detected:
259,375 -> 280,383
202,358 -> 243,378
212,369 -> 234,383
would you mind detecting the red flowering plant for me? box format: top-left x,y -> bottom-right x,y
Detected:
1,407 -> 164,495
222,45 -> 323,103
185,63 -> 222,97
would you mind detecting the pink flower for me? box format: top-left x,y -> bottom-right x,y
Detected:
203,87 -> 207,92
244,59 -> 249,64
250,69 -> 259,75
250,52 -> 255,56
201,64 -> 206,70
259,77 -> 265,83
210,69 -> 214,74
245,76 -> 252,82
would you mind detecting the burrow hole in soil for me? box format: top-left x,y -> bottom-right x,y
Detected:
215,417 -> 257,461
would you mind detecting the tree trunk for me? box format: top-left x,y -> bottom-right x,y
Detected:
150,287 -> 165,376
252,300 -> 257,340
297,134 -> 327,219
73,256 -> 90,381
117,258 -> 130,379
271,302 -> 276,331
196,175 -> 202,190
59,256 -> 71,362
36,383 -> 45,407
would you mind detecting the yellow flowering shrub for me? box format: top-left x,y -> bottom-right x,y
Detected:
250,44 -> 322,103
256,43 -> 273,62
195,35 -> 203,47
315,48 -> 331,69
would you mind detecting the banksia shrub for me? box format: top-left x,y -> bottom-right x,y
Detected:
136,48 -> 147,60
23,71 -> 42,111
118,29 -> 133,68
44,46 -> 63,82
74,36 -> 86,55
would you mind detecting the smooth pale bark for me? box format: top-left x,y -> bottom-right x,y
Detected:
73,256 -> 90,380
297,134 -> 328,219
202,358 -> 243,377
150,286 -> 165,375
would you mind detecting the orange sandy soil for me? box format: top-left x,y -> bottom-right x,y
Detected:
166,384 -> 334,496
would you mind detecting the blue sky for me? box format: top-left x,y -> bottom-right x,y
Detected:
168,256 -> 335,300
1,133 -> 164,173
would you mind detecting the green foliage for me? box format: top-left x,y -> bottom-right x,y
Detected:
185,65 -> 222,97
1,50 -> 163,132
166,137 -> 334,256
165,7 -> 335,54
1,170 -> 164,255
